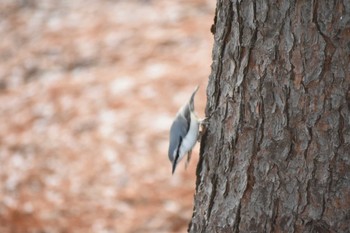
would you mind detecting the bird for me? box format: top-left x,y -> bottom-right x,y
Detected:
168,85 -> 202,174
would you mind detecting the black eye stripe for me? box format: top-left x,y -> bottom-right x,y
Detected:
184,106 -> 191,132
174,136 -> 183,164
172,136 -> 183,173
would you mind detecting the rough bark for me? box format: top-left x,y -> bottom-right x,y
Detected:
189,0 -> 350,232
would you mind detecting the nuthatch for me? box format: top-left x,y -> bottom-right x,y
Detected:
168,86 -> 202,174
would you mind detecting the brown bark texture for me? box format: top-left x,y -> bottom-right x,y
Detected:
189,0 -> 350,232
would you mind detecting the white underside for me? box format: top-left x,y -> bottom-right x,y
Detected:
177,112 -> 199,163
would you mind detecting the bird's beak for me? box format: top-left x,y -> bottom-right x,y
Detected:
172,161 -> 177,174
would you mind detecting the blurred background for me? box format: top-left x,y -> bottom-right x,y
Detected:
0,0 -> 214,232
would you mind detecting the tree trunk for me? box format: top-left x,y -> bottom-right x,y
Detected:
189,0 -> 350,232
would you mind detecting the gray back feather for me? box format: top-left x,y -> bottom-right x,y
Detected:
168,105 -> 190,161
